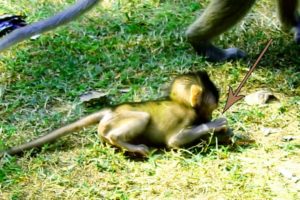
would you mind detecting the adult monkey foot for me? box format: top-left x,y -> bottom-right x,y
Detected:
186,0 -> 300,62
185,0 -> 255,62
189,41 -> 246,62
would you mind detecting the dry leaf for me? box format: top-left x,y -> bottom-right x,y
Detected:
245,90 -> 278,105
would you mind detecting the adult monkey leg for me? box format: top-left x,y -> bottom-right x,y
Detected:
186,0 -> 256,62
277,0 -> 300,44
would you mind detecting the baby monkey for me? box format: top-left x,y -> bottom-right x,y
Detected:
1,71 -> 231,156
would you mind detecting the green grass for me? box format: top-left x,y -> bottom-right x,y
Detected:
0,0 -> 299,199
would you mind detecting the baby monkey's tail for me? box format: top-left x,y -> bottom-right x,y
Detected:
1,109 -> 111,156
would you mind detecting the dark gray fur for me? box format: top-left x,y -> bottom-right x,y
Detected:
186,0 -> 299,61
0,0 -> 299,61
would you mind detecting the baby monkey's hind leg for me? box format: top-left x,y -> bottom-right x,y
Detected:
98,111 -> 150,156
186,0 -> 255,62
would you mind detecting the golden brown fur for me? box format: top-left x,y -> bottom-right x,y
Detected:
1,71 -> 231,157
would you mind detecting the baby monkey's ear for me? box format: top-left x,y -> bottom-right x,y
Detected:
190,84 -> 203,107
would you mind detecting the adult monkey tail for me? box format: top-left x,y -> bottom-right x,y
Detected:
0,0 -> 100,51
0,109 -> 111,156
